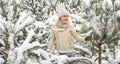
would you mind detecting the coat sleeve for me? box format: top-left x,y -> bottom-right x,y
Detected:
47,27 -> 56,52
70,26 -> 85,42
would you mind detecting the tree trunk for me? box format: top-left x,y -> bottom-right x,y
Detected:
113,44 -> 115,59
3,37 -> 10,64
98,43 -> 102,64
92,43 -> 95,56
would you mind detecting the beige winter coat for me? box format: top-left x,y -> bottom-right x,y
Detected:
47,18 -> 85,53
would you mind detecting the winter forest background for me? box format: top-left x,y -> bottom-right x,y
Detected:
0,0 -> 120,64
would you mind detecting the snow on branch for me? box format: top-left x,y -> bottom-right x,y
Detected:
13,41 -> 40,64
45,0 -> 57,6
69,14 -> 85,23
40,54 -> 94,64
73,44 -> 92,56
50,55 -> 69,64
15,11 -> 30,26
115,40 -> 120,63
45,14 -> 58,25
102,0 -> 113,12
0,18 -> 6,32
41,55 -> 68,64
0,57 -> 4,64
67,57 -> 94,64
12,30 -> 40,64
30,49 -> 50,60
15,11 -> 34,33
114,0 -> 120,10
82,0 -> 91,9
116,10 -> 120,18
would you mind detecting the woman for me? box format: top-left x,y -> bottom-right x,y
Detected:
47,7 -> 90,57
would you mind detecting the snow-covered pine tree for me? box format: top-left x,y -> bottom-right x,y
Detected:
0,0 -> 120,64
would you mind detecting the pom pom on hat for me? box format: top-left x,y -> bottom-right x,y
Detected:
57,7 -> 69,18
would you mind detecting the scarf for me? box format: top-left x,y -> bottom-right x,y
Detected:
52,19 -> 72,32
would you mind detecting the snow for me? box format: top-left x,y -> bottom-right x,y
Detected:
34,21 -> 46,28
115,40 -> 120,63
45,14 -> 58,25
7,6 -> 13,20
0,39 -> 5,46
102,0 -> 113,11
0,22 -> 5,32
101,59 -> 109,64
15,0 -> 21,4
38,49 -> 50,60
15,11 -> 34,33
40,55 -> 69,64
107,26 -> 115,37
118,40 -> 120,45
69,14 -> 85,23
8,33 -> 14,49
82,0 -> 91,9
8,30 -> 39,64
114,0 -> 120,6
15,11 -> 30,28
91,19 -> 102,37
45,0 -> 57,6
75,24 -> 82,31
114,0 -> 120,10
0,15 -> 6,31
68,57 -> 94,63
116,10 -> 120,18
13,41 -> 40,64
115,48 -> 120,63
74,45 -> 92,56
50,55 -> 69,64
0,57 -> 4,64
7,50 -> 16,64
85,30 -> 93,37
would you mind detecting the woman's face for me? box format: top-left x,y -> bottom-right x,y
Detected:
59,15 -> 68,22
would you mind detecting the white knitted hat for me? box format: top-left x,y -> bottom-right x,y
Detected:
57,7 -> 69,18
